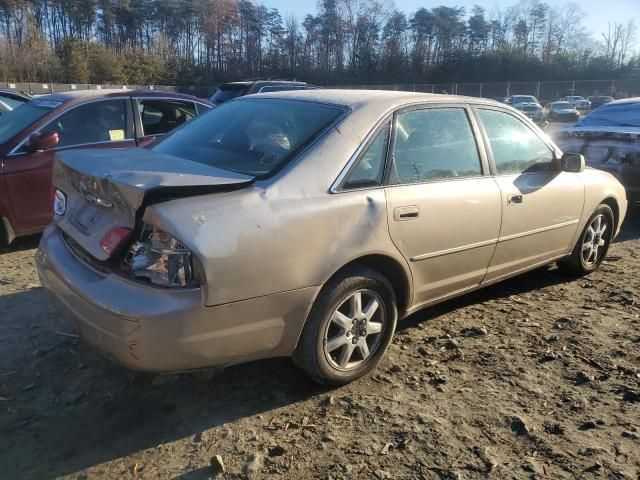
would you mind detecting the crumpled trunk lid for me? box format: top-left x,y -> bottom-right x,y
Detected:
52,148 -> 254,261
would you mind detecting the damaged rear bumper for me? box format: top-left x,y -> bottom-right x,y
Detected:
36,225 -> 315,372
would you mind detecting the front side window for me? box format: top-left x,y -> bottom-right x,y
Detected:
138,99 -> 196,136
342,123 -> 390,189
477,109 -> 554,175
42,99 -> 130,148
392,107 -> 482,184
152,98 -> 344,178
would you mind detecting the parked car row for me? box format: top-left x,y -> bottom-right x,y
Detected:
0,83 -> 633,385
0,89 -> 213,243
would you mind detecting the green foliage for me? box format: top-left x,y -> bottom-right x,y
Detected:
59,39 -> 90,83
0,0 -> 637,86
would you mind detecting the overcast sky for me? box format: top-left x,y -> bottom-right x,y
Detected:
266,0 -> 639,46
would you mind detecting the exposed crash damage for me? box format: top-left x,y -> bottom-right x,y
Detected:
554,98 -> 640,203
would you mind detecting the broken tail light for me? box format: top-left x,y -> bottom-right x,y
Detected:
123,224 -> 199,288
100,227 -> 133,256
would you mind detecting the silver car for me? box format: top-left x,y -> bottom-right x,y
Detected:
37,90 -> 628,385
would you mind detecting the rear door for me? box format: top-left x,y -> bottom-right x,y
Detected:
135,98 -> 198,146
473,107 -> 584,282
3,98 -> 135,233
384,105 -> 502,306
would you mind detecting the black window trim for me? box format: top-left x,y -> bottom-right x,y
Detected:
471,104 -> 562,177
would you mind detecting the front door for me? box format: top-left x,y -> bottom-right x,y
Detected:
385,106 -> 502,306
3,98 -> 135,234
473,107 -> 585,282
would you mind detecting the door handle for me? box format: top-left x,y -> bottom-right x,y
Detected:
394,206 -> 420,221
508,194 -> 523,205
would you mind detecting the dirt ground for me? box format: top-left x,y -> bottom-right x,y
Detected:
1,208 -> 639,480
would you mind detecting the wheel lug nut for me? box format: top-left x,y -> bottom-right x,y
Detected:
352,337 -> 358,344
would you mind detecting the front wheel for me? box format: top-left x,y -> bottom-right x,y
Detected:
293,266 -> 397,385
558,204 -> 614,276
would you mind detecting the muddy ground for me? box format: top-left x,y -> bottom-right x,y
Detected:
1,208 -> 639,480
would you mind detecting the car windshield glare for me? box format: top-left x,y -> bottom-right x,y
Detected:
0,99 -> 61,146
152,98 -> 345,178
577,102 -> 640,128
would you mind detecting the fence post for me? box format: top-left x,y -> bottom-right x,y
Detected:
507,82 -> 511,97
536,81 -> 541,99
611,80 -> 615,97
479,83 -> 483,98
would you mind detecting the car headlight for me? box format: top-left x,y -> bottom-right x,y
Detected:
124,224 -> 200,288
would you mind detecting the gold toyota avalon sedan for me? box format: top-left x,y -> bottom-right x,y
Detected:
36,90 -> 628,385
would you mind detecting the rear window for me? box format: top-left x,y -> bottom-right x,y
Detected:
210,85 -> 248,105
577,102 -> 640,128
512,96 -> 537,103
152,98 -> 345,177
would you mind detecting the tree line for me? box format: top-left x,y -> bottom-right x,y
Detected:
0,0 -> 638,87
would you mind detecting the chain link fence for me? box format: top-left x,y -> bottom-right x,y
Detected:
326,79 -> 640,103
2,80 -> 639,102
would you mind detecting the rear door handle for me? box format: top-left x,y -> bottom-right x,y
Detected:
508,194 -> 523,205
394,206 -> 420,221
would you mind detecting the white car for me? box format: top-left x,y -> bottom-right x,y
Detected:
506,95 -> 544,122
563,96 -> 591,111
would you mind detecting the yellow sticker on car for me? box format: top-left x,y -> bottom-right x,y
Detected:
109,130 -> 125,141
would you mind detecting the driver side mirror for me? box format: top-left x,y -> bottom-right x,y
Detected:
26,131 -> 59,153
560,152 -> 585,173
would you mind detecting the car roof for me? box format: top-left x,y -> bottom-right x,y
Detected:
244,89 -> 501,109
36,89 -> 210,104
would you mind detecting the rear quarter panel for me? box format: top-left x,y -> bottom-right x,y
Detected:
144,110 -> 412,307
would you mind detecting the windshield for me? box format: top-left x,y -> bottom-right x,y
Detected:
552,102 -> 571,110
0,99 -> 61,146
577,102 -> 640,128
152,98 -> 345,177
512,96 -> 537,103
210,84 -> 248,105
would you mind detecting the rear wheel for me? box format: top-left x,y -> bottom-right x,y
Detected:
558,204 -> 614,276
293,266 -> 397,385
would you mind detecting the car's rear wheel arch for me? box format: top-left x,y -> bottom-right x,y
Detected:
325,254 -> 411,314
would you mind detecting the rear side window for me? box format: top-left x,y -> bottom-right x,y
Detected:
392,108 -> 482,184
210,85 -> 247,104
138,99 -> 196,136
477,109 -> 553,175
42,99 -> 131,148
342,123 -> 390,189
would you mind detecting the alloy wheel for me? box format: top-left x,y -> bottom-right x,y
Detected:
323,289 -> 386,371
581,214 -> 609,266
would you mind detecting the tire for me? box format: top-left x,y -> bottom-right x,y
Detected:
293,266 -> 397,385
557,204 -> 614,276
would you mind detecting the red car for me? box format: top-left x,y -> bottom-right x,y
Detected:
0,89 -> 213,243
